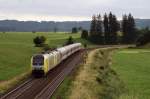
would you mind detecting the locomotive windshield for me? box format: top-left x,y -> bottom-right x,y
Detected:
32,55 -> 44,65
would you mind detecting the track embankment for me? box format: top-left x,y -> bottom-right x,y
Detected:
69,47 -> 126,99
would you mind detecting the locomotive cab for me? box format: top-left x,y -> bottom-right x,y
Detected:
31,54 -> 45,76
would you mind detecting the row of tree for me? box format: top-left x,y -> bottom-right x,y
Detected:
136,27 -> 150,46
82,12 -> 136,44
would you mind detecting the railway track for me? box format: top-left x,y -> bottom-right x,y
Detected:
0,78 -> 33,99
0,50 -> 85,99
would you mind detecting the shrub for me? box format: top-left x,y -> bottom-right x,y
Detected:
65,36 -> 74,45
81,30 -> 88,39
72,27 -> 78,33
32,31 -> 36,33
136,30 -> 150,46
33,36 -> 46,47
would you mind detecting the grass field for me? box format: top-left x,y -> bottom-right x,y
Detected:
112,49 -> 150,99
0,32 -> 92,81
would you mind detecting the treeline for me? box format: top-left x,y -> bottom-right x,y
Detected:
81,12 -> 137,44
136,27 -> 150,46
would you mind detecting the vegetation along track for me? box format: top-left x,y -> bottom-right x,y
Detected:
0,45 -> 132,99
0,49 -> 85,99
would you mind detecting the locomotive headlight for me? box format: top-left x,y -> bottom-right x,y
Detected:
33,66 -> 43,70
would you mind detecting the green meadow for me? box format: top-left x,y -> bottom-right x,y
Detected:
112,49 -> 150,99
0,32 -> 92,81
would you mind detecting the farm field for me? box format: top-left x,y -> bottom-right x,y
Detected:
112,48 -> 150,99
0,32 -> 92,81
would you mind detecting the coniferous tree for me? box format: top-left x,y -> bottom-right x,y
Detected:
108,12 -> 115,44
103,13 -> 109,44
96,14 -> 103,35
122,14 -> 128,43
96,14 -> 103,44
111,15 -> 119,44
127,13 -> 136,43
108,12 -> 113,33
104,12 -> 119,44
89,15 -> 98,43
90,15 -> 97,36
122,13 -> 136,44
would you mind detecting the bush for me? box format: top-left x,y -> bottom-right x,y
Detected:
42,44 -> 50,51
136,29 -> 150,46
72,27 -> 78,33
65,36 -> 74,45
33,36 -> 46,47
81,30 -> 88,39
32,31 -> 36,33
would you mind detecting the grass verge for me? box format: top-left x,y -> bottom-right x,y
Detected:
0,72 -> 30,94
66,48 -> 126,99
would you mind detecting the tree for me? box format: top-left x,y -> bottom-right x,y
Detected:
90,14 -> 104,44
103,13 -> 109,44
54,27 -> 58,33
33,36 -> 46,47
111,14 -> 120,44
32,31 -> 36,33
127,13 -> 136,43
96,14 -> 103,35
104,12 -> 113,44
96,14 -> 104,44
122,14 -> 136,44
81,30 -> 88,39
104,12 -> 118,44
72,27 -> 78,33
78,26 -> 83,32
122,15 -> 128,34
108,12 -> 113,34
90,15 -> 97,36
65,36 -> 74,45
136,28 -> 150,46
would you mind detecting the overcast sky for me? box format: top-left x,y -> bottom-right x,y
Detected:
0,0 -> 149,21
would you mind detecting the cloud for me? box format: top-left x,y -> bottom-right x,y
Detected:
0,0 -> 149,21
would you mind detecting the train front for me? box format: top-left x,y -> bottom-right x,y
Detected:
31,54 -> 45,76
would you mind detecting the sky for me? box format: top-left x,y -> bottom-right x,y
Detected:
0,0 -> 149,21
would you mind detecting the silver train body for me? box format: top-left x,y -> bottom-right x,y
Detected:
31,43 -> 82,76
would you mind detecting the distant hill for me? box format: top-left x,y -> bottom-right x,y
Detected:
0,19 -> 149,32
135,19 -> 150,29
0,20 -> 90,32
